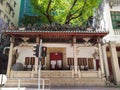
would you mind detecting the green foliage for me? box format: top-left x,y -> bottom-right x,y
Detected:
21,15 -> 41,26
30,0 -> 102,26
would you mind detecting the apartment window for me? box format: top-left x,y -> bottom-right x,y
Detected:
4,14 -> 7,19
7,19 -> 10,25
12,12 -> 15,17
0,9 -> 1,16
9,9 -> 11,14
0,0 -> 3,5
7,0 -> 11,2
6,2 -> 14,15
111,11 -> 120,29
6,3 -> 11,14
14,1 -> 16,7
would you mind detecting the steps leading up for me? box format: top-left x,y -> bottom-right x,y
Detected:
49,77 -> 106,86
4,77 -> 106,87
6,70 -> 106,87
4,78 -> 50,88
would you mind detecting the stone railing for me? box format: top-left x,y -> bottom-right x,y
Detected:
114,29 -> 120,35
77,66 -> 81,78
104,30 -> 120,42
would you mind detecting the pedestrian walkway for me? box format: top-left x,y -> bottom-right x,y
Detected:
0,86 -> 120,90
51,86 -> 120,90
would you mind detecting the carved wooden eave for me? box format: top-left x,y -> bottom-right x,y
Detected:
4,30 -> 109,40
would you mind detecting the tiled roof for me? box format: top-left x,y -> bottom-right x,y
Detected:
4,30 -> 109,39
5,29 -> 108,33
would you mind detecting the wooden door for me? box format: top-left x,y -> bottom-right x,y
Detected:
50,52 -> 63,70
88,58 -> 94,69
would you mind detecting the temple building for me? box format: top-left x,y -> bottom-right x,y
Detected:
4,26 -> 108,86
2,0 -> 120,87
1,2 -> 108,87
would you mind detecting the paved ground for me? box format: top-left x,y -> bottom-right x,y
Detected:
51,86 -> 120,90
1,86 -> 120,90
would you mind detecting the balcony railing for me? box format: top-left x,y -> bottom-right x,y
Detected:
104,30 -> 120,42
108,0 -> 120,6
114,29 -> 120,35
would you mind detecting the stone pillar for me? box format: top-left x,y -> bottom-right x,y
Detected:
73,36 -> 77,74
109,41 -> 120,85
102,44 -> 109,80
34,37 -> 39,73
7,37 -> 14,77
98,39 -> 105,77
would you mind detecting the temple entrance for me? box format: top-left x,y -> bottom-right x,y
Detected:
50,52 -> 63,70
96,59 -> 100,70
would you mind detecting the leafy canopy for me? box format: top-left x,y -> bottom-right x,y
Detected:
30,0 -> 102,26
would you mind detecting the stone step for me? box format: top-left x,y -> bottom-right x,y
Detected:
34,70 -> 72,78
49,77 -> 106,86
4,77 -> 106,87
4,78 -> 50,87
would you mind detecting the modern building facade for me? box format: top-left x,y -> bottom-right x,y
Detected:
0,0 -> 21,74
19,0 -> 37,25
103,0 -> 120,42
102,0 -> 120,86
0,0 -> 20,46
0,0 -> 21,29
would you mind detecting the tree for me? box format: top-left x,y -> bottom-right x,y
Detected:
30,0 -> 102,26
21,14 -> 41,26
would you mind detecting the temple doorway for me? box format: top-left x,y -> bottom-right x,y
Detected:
50,52 -> 63,70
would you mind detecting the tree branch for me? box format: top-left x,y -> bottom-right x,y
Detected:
70,0 -> 86,20
65,0 -> 77,24
70,0 -> 77,10
45,0 -> 53,24
46,0 -> 52,13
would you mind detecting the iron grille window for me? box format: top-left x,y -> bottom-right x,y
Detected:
111,11 -> 120,29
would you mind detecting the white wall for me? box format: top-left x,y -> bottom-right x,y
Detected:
104,3 -> 114,35
76,46 -> 97,58
15,46 -> 34,65
103,3 -> 120,42
15,43 -> 98,66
